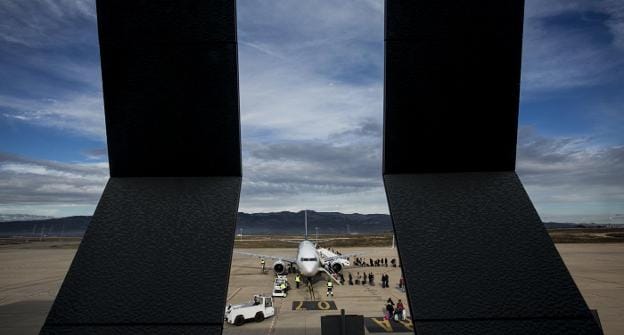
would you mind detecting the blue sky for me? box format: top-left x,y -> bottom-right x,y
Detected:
0,0 -> 622,223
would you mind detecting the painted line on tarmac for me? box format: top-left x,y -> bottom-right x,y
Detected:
226,287 -> 241,302
365,317 -> 413,333
267,297 -> 284,335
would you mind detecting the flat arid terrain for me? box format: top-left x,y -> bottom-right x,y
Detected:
0,237 -> 622,334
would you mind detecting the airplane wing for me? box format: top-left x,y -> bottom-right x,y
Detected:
323,252 -> 363,263
234,251 -> 296,263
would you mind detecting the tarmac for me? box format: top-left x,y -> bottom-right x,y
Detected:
0,243 -> 622,334
224,247 -> 409,335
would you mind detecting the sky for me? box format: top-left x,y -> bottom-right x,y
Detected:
0,0 -> 622,223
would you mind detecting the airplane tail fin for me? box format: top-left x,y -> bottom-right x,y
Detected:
304,210 -> 308,240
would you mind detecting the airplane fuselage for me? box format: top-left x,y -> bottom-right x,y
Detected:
296,240 -> 322,278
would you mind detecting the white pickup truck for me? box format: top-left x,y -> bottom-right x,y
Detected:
224,295 -> 275,326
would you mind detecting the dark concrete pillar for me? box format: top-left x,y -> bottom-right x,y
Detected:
383,1 -> 603,333
41,1 -> 240,334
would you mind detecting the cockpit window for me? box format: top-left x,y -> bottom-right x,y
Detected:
300,257 -> 318,262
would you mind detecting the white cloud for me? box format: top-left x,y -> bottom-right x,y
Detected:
522,0 -> 624,92
517,127 -> 624,219
0,152 -> 108,207
0,93 -> 105,139
0,0 -> 96,48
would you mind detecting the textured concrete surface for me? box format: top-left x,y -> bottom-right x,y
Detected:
385,172 -> 594,322
43,177 -> 241,329
0,244 -> 622,334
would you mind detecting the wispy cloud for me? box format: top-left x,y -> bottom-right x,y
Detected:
0,93 -> 105,139
0,0 -> 103,140
0,0 -> 96,48
517,127 -> 624,219
522,0 -> 624,93
240,118 -> 385,213
236,0 -> 386,212
0,152 -> 108,210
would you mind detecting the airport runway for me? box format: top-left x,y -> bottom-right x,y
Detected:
0,243 -> 622,334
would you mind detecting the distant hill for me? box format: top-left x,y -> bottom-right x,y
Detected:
0,214 -> 54,222
0,216 -> 91,237
237,211 -> 392,235
0,211 -> 615,237
0,211 -> 392,237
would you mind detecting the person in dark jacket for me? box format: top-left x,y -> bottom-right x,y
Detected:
386,302 -> 395,320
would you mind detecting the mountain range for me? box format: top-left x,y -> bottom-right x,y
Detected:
0,211 -> 615,237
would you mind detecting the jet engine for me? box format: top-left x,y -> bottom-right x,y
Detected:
273,260 -> 287,275
330,262 -> 343,273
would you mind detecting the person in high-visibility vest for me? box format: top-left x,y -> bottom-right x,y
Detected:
326,280 -> 333,297
260,258 -> 265,272
295,274 -> 301,289
280,282 -> 287,292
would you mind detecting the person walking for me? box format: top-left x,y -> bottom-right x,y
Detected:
348,272 -> 353,285
386,302 -> 395,321
295,274 -> 301,289
326,280 -> 334,297
396,299 -> 405,320
260,258 -> 265,272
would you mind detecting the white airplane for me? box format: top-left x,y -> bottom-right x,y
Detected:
235,210 -> 360,284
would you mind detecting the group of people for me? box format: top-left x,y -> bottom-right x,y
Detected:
345,271 -> 392,288
347,271 -> 375,286
385,298 -> 407,321
353,257 -> 398,268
